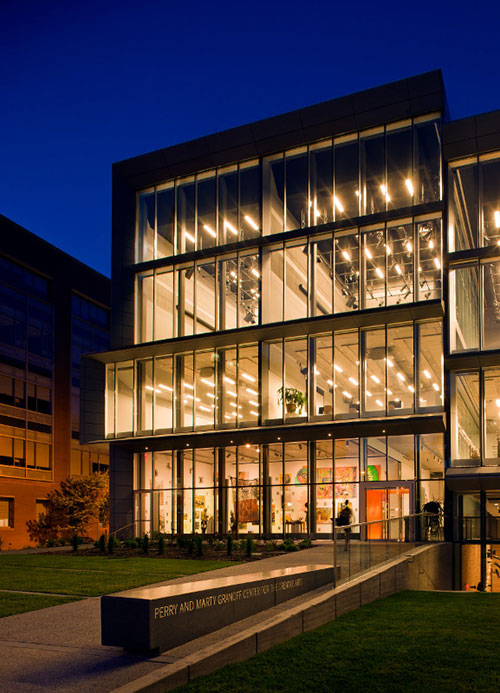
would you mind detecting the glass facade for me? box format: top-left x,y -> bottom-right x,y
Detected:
132,433 -> 444,536
135,216 -> 442,342
136,116 -> 441,262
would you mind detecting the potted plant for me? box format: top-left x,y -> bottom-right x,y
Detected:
277,387 -> 307,415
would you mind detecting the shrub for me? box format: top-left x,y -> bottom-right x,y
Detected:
71,534 -> 83,552
98,534 -> 106,554
108,535 -> 119,554
134,536 -> 143,549
298,537 -> 312,549
265,540 -> 277,552
186,538 -> 194,555
214,539 -> 223,551
177,536 -> 186,549
279,538 -> 299,552
47,539 -> 57,548
226,535 -> 233,556
246,536 -> 253,557
143,534 -> 149,555
158,535 -> 165,555
195,536 -> 203,556
122,538 -> 138,549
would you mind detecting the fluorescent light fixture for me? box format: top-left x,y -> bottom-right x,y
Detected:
428,239 -> 435,249
386,244 -> 392,255
250,410 -> 259,416
184,231 -> 195,244
423,370 -> 431,380
241,372 -> 256,382
229,402 -> 237,408
397,372 -> 405,382
341,250 -> 351,262
207,392 -> 216,399
495,211 -> 500,228
227,390 -> 237,398
371,375 -> 380,384
349,377 -> 358,386
387,358 -> 394,367
387,389 -> 392,395
246,387 -> 258,395
145,385 -> 154,391
395,264 -> 402,275
327,379 -> 334,386
314,366 -> 320,375
158,384 -> 173,392
343,390 -> 352,398
433,257 -> 441,269
406,241 -> 413,253
184,382 -> 194,390
375,267 -> 384,279
251,268 -> 260,279
376,399 -> 383,407
496,399 -> 500,407
224,376 -> 235,385
408,385 -> 415,393
432,383 -> 440,391
366,390 -> 372,396
249,400 -> 259,407
334,364 -> 343,373
224,220 -> 238,236
203,224 -> 216,238
380,185 -> 390,202
364,248 -> 373,260
334,196 -> 344,213
244,215 -> 259,231
200,378 -> 214,387
230,270 -> 237,279
405,179 -> 414,196
199,405 -> 211,412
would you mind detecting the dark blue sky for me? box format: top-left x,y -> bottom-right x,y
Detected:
2,0 -> 500,277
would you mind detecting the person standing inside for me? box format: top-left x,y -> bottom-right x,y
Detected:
337,500 -> 353,551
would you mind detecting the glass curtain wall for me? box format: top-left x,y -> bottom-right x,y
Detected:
135,116 -> 441,261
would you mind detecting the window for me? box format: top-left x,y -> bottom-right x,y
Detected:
0,498 -> 13,528
36,499 -> 48,519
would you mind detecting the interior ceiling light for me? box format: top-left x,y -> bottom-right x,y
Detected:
376,399 -> 383,407
246,387 -> 258,395
496,399 -> 500,407
428,239 -> 435,249
395,264 -> 402,275
244,215 -> 259,231
408,385 -> 415,393
251,268 -> 260,279
224,376 -> 235,385
199,405 -> 211,412
432,383 -> 440,391
158,383 -> 173,392
423,370 -> 431,379
375,267 -> 384,279
371,374 -> 380,384
341,250 -> 351,262
406,241 -> 413,253
334,196 -> 344,213
224,220 -> 238,236
364,248 -> 373,259
386,244 -> 392,255
145,385 -> 154,391
200,378 -> 214,387
366,390 -> 372,396
227,390 -> 237,398
250,410 -> 259,416
397,372 -> 405,382
380,185 -> 390,202
495,211 -> 500,228
343,390 -> 352,398
334,364 -> 343,373
184,231 -> 195,244
203,224 -> 216,238
184,382 -> 194,390
386,358 -> 394,367
434,257 -> 441,269
241,372 -> 256,382
405,179 -> 414,196
349,377 -> 358,386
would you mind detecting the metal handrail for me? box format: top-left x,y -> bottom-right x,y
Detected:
337,511 -> 441,532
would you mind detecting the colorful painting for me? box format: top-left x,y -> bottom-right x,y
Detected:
238,481 -> 259,523
317,467 -> 333,483
194,495 -> 205,508
316,507 -> 332,523
335,465 -> 356,497
317,484 -> 333,499
366,464 -> 381,481
295,466 -> 308,484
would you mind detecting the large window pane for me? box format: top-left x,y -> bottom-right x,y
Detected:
218,165 -> 239,244
177,266 -> 195,337
334,330 -> 359,419
263,154 -> 284,236
334,232 -> 359,312
482,158 -> 500,246
315,440 -> 333,534
364,437 -> 387,481
137,191 -> 155,262
177,176 -> 196,253
268,443 -> 283,534
311,237 -> 333,317
238,345 -> 258,426
387,435 -> 415,481
483,261 -> 500,350
387,324 -> 414,415
361,128 -> 386,215
154,270 -> 174,340
363,227 -> 386,309
116,361 -> 134,435
386,122 -> 413,211
386,221 -> 414,305
195,262 -> 216,334
238,254 -> 260,328
285,242 -> 308,321
262,340 -> 283,423
309,141 -> 333,226
418,321 -> 443,411
105,364 -> 115,437
363,329 -> 386,417
239,160 -> 261,240
176,353 -> 194,430
484,369 -> 500,466
136,272 -> 153,343
156,183 -> 175,258
218,256 -> 238,330
194,351 -> 215,429
450,162 -> 478,251
453,373 -> 480,466
197,171 -> 217,250
311,334 -> 333,418
450,264 -> 479,352
136,359 -> 153,434
414,118 -> 441,204
285,147 -> 308,232
262,246 -> 284,324
417,218 -> 441,301
283,338 -> 307,420
219,347 -> 237,426
334,134 -> 359,220
335,438 -> 359,524
154,356 -> 173,432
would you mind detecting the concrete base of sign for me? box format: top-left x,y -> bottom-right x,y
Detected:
101,564 -> 339,653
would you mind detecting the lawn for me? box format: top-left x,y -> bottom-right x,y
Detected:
175,591 -> 500,693
0,591 -> 78,617
0,554 -> 234,601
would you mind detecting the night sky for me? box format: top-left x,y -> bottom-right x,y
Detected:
2,0 -> 500,277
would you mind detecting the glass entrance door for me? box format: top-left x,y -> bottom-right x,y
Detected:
364,483 -> 413,540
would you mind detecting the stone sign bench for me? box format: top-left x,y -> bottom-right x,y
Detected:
101,563 -> 337,653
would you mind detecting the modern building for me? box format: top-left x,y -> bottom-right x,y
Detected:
82,70 -> 500,590
0,216 -> 110,549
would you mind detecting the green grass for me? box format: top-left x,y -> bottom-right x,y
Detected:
0,554 -> 234,598
0,591 -> 78,617
175,591 -> 500,693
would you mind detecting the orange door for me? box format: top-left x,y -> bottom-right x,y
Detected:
366,489 -> 385,539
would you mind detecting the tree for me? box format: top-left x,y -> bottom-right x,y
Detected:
27,472 -> 109,545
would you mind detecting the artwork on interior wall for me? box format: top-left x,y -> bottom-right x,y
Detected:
280,473 -> 291,484
366,464 -> 381,481
194,495 -> 205,508
317,468 -> 333,499
295,466 -> 308,484
238,481 -> 259,522
335,466 -> 356,497
316,507 -> 331,523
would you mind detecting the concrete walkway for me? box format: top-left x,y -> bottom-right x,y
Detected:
0,541 -> 415,692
